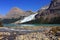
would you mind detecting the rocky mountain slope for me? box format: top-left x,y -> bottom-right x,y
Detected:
22,0 -> 60,24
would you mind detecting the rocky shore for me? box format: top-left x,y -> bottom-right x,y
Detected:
0,26 -> 60,40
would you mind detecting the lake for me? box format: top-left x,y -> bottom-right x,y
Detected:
3,24 -> 60,27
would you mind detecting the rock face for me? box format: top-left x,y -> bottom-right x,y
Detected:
37,0 -> 60,16
36,0 -> 60,24
49,0 -> 60,9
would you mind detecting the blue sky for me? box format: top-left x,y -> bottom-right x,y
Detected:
0,0 -> 51,16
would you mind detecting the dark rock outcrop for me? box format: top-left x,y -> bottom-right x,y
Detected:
35,0 -> 60,24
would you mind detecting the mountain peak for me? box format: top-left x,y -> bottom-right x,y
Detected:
11,7 -> 20,10
6,7 -> 25,18
5,7 -> 34,19
10,7 -> 23,12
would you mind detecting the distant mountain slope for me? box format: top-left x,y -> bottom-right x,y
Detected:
6,7 -> 34,19
2,7 -> 34,24
6,7 -> 25,19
